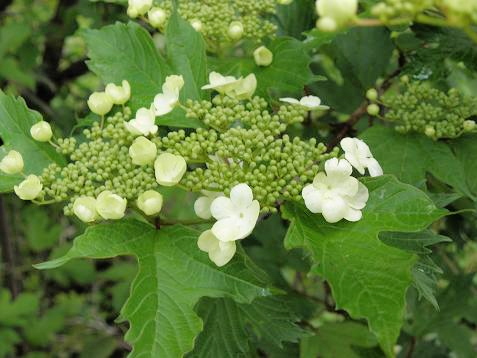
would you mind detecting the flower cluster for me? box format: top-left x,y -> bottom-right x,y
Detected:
128,0 -> 279,51
379,81 -> 477,139
315,0 -> 358,32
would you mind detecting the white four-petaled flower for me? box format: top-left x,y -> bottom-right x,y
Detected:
197,230 -> 236,267
125,106 -> 158,136
340,137 -> 383,177
280,96 -> 330,110
302,158 -> 369,223
153,75 -> 184,116
210,183 -> 260,242
194,190 -> 224,219
201,72 -> 242,94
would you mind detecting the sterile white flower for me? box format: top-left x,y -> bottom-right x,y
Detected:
253,46 -> 273,67
125,106 -> 158,136
201,72 -> 242,94
198,230 -> 236,267
137,190 -> 163,216
129,136 -> 157,166
340,137 -> 383,177
280,96 -> 330,110
30,121 -> 53,142
87,92 -> 114,116
210,183 -> 260,242
127,0 -> 152,17
153,75 -> 184,116
105,80 -> 131,105
190,19 -> 203,32
154,153 -> 187,186
14,175 -> 42,201
148,7 -> 167,28
316,0 -> 358,28
0,150 -> 24,175
228,21 -> 244,40
229,74 -> 257,100
96,191 -> 127,220
73,196 -> 98,223
194,190 -> 224,219
302,158 -> 368,223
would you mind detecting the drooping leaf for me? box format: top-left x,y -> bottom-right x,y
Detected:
0,92 -> 65,192
379,230 -> 451,255
361,125 -> 477,201
35,220 -> 271,357
282,175 -> 446,356
190,296 -> 307,357
450,134 -> 477,198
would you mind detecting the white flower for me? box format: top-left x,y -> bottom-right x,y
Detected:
14,175 -> 42,201
280,96 -> 330,110
96,191 -> 127,220
148,7 -> 167,28
153,75 -> 184,116
129,136 -> 157,166
125,106 -> 158,136
302,158 -> 368,223
0,150 -> 24,175
105,80 -> 131,105
194,190 -> 224,219
190,19 -> 203,32
73,196 -> 98,223
201,72 -> 242,94
253,46 -> 273,67
316,0 -> 358,27
198,230 -> 236,267
340,137 -> 383,177
30,121 -> 53,142
154,153 -> 187,186
127,0 -> 152,17
210,183 -> 260,242
87,92 -> 114,116
228,21 -> 244,40
229,74 -> 257,100
137,190 -> 163,216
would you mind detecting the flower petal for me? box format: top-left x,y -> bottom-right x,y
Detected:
347,182 -> 369,210
197,230 -> 218,252
236,200 -> 260,239
212,217 -> 241,242
279,97 -> 300,105
302,184 -> 323,213
300,95 -> 321,108
321,195 -> 348,223
210,197 -> 235,220
230,183 -> 253,209
209,240 -> 236,266
194,196 -> 213,219
344,208 -> 362,222
324,158 -> 353,180
365,157 -> 383,177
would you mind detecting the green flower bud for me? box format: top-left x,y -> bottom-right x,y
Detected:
316,17 -> 338,32
228,21 -> 244,40
30,121 -> 53,142
137,190 -> 163,215
463,120 -> 476,131
316,0 -> 358,27
14,175 -> 42,200
0,150 -> 24,174
127,0 -> 152,17
96,190 -> 127,220
105,80 -> 131,105
190,19 -> 203,32
73,196 -> 98,223
366,88 -> 378,101
148,7 -> 167,28
154,153 -> 187,186
253,46 -> 273,67
87,92 -> 114,116
367,104 -> 380,116
424,126 -> 436,138
129,136 -> 157,166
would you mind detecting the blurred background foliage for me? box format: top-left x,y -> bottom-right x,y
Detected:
1,0 -> 477,357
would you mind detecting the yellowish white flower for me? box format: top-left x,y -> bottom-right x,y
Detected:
73,196 -> 98,223
316,0 -> 358,30
125,106 -> 158,136
229,74 -> 257,100
228,21 -> 244,40
127,0 -> 152,18
463,120 -> 476,132
153,75 -> 184,116
190,19 -> 203,32
198,230 -> 236,267
194,190 -> 224,219
30,121 -> 53,142
210,183 -> 260,242
0,150 -> 24,175
201,72 -> 242,94
14,175 -> 42,201
96,191 -> 127,220
148,7 -> 167,28
340,137 -> 383,177
129,136 -> 157,166
137,190 -> 163,216
280,96 -> 330,110
302,158 -> 368,223
87,92 -> 114,116
154,153 -> 187,186
253,46 -> 274,67
105,80 -> 131,105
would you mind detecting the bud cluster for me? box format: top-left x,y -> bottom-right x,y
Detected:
154,94 -> 337,212
382,81 -> 477,139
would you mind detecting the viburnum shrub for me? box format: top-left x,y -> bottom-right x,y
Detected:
1,0 -> 477,357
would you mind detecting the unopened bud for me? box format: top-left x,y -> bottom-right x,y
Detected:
253,46 -> 273,67
30,121 -> 53,142
137,190 -> 163,215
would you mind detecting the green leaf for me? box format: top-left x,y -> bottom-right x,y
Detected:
21,206 -> 62,252
282,175 -> 446,357
0,91 -> 65,192
300,322 -> 378,358
83,22 -> 170,111
361,125 -> 476,200
190,296 -> 307,357
35,220 -> 271,357
0,290 -> 39,327
312,27 -> 394,113
166,12 -> 207,101
379,230 -> 451,254
450,134 -> 477,197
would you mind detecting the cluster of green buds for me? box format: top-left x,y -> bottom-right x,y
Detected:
127,0 -> 281,52
371,79 -> 477,139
